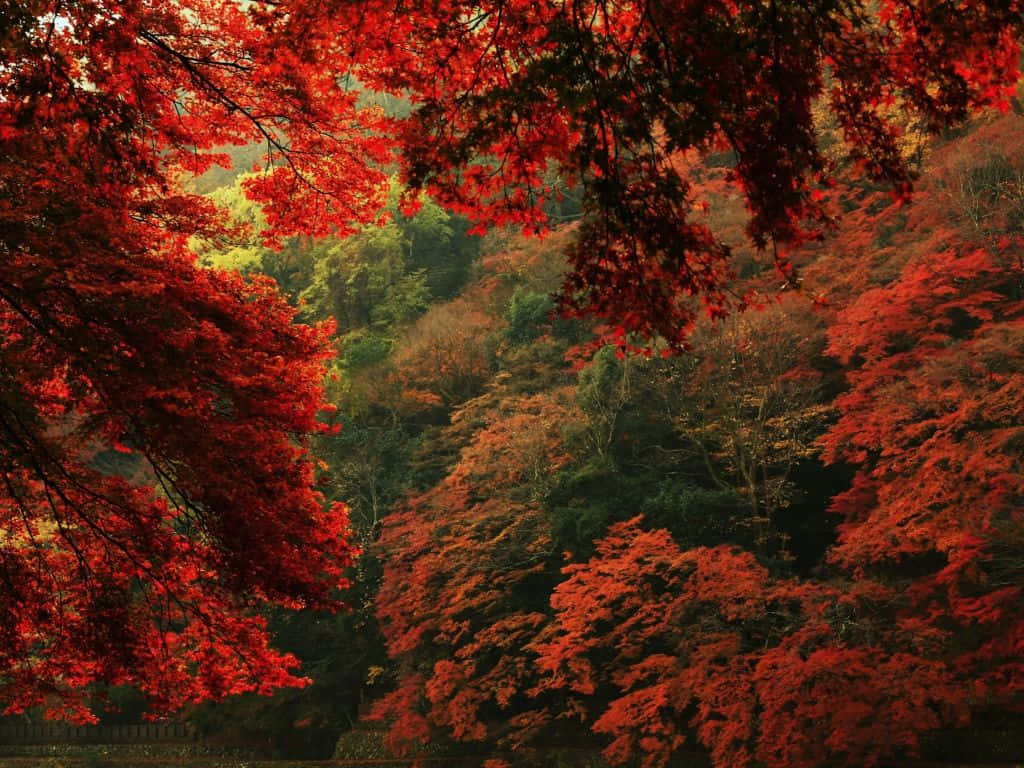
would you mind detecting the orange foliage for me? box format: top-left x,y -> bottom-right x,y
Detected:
370,113 -> 1024,768
537,517 -> 973,768
371,388 -> 581,752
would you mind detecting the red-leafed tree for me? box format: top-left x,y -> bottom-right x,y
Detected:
0,1 -> 390,719
371,387 -> 578,755
822,227 -> 1024,724
319,0 -> 1024,344
536,518 -> 970,768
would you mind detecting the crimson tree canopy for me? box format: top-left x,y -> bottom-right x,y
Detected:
326,0 -> 1023,343
0,0 -> 385,719
2,0 -> 1021,719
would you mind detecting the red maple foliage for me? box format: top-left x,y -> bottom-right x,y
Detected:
371,388 -> 577,755
8,0 -> 1024,740
369,108 -> 1024,765
321,0 -> 1024,344
537,517 -> 971,768
0,1 -> 384,719
823,222 -> 1024,725
527,128 -> 1024,768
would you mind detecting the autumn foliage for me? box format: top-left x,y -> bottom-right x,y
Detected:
365,113 -> 1024,768
0,0 -> 377,719
6,0 -> 1024,762
329,0 -> 1024,344
372,386 -> 577,754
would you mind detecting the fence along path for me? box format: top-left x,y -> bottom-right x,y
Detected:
0,722 -> 194,744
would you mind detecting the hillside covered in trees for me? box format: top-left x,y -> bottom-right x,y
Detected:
2,2 -> 1024,767
169,104 -> 1024,767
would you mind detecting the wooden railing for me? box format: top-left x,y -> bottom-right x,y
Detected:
0,722 -> 194,744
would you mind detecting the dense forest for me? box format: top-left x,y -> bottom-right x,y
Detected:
174,108 -> 1024,768
2,2 -> 1023,768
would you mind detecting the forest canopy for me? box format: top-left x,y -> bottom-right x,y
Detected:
1,1 -> 1023,766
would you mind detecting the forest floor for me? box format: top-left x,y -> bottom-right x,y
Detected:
0,743 -> 492,768
0,764 -> 443,767
0,752 -> 1022,768
1,741 -> 1023,767
0,760 -> 1023,767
